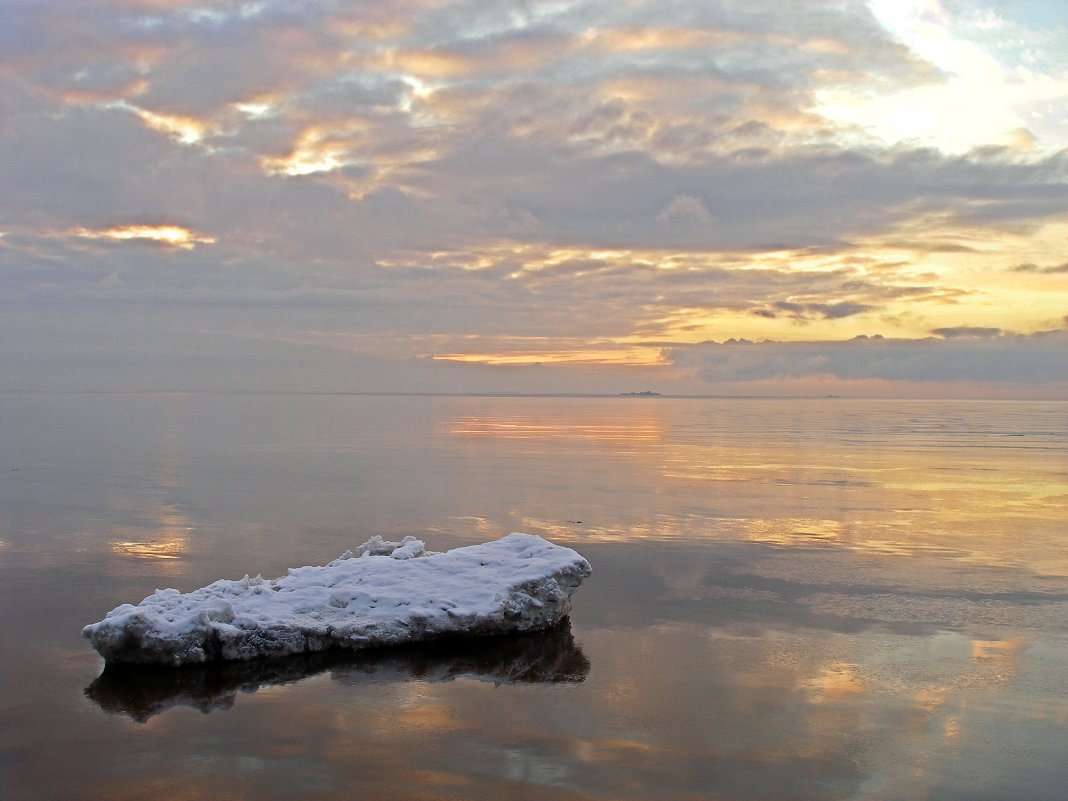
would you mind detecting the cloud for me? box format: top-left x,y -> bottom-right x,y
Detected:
1,0 -> 1066,394
5,1 -> 1067,258
768,301 -> 875,320
817,0 -> 1068,153
930,326 -> 1002,339
657,195 -> 715,229
72,224 -> 216,249
1011,262 -> 1068,274
668,330 -> 1068,384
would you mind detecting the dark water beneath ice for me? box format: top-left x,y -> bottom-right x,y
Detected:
1,393 -> 1065,800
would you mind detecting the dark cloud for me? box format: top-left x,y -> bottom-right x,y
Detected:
668,331 -> 1068,384
1011,262 -> 1068,274
424,138 -> 1068,252
748,301 -> 877,322
772,301 -> 875,320
931,326 -> 1003,339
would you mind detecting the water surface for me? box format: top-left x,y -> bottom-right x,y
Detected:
1,394 -> 1065,800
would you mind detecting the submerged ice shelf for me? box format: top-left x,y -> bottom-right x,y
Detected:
83,533 -> 592,666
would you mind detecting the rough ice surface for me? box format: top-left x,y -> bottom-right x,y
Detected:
83,533 -> 592,666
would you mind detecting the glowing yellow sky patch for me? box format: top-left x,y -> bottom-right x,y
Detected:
264,149 -> 347,176
421,330 -> 669,367
232,99 -> 278,119
402,75 -> 436,102
815,0 -> 1068,153
261,126 -> 359,176
654,301 -> 918,344
132,106 -> 211,145
852,218 -> 1068,334
74,224 -> 216,249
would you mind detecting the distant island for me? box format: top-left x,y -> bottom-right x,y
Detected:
619,391 -> 662,397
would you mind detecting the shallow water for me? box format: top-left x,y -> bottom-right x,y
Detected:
1,393 -> 1065,800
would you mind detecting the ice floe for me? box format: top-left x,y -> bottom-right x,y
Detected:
83,533 -> 591,666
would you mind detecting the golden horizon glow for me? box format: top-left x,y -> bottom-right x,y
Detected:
378,237 -> 1068,354
429,345 -> 664,366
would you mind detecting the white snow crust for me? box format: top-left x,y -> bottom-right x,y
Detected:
83,533 -> 592,666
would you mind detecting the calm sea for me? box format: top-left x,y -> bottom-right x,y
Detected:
1,393 -> 1065,800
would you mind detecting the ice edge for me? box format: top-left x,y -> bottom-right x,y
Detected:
83,533 -> 592,666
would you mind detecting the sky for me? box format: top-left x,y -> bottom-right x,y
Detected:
1,0 -> 1066,397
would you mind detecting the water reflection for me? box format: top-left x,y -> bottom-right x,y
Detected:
85,624 -> 589,723
103,451 -> 197,574
441,400 -> 1067,575
444,411 -> 664,447
2,394 -> 1066,801
107,501 -> 194,565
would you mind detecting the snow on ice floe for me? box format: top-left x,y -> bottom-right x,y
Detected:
83,533 -> 592,666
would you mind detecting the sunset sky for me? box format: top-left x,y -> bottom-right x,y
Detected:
2,0 -> 1066,396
